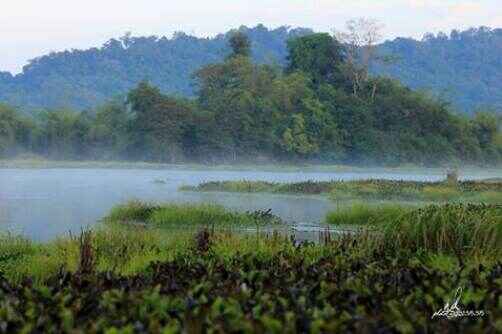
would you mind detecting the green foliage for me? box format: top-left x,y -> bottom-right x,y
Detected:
228,31 -> 251,58
182,179 -> 502,203
106,200 -> 161,223
105,201 -> 282,228
286,33 -> 344,86
0,104 -> 37,158
374,27 -> 502,112
0,228 -> 500,332
325,203 -> 412,226
3,26 -> 500,113
0,25 -> 313,110
375,203 -> 502,257
1,28 -> 502,165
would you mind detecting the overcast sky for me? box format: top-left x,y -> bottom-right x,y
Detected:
1,0 -> 501,74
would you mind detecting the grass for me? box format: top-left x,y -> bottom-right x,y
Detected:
324,203 -> 413,226
324,202 -> 502,258
374,203 -> 502,257
180,180 -> 334,194
2,201 -> 500,285
105,200 -> 283,228
182,179 -> 502,203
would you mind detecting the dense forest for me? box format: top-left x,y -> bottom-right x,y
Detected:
1,25 -> 501,113
1,32 -> 501,166
374,26 -> 502,112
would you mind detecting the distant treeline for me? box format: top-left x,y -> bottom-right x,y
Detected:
1,25 -> 502,112
1,33 -> 501,166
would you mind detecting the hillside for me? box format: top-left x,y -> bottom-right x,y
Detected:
1,25 -> 501,112
374,27 -> 502,113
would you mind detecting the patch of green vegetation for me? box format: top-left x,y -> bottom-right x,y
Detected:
181,179 -> 502,203
180,180 -> 276,193
0,227 -> 500,332
325,203 -> 413,226
1,200 -> 501,332
105,201 -> 282,228
374,203 -> 502,257
325,202 -> 502,258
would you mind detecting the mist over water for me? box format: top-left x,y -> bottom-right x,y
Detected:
1,167 -> 500,241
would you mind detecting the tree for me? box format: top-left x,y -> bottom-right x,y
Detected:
334,18 -> 384,97
228,31 -> 251,58
37,110 -> 83,159
88,101 -> 131,159
286,33 -> 345,87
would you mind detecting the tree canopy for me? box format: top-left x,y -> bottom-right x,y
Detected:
1,32 -> 501,166
0,25 -> 501,113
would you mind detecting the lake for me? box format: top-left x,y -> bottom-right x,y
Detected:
1,168 -> 499,241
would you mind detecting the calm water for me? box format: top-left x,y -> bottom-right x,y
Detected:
0,168 -> 498,241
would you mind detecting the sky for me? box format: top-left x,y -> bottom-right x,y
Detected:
1,0 -> 501,74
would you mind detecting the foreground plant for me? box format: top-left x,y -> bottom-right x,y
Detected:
0,230 -> 499,333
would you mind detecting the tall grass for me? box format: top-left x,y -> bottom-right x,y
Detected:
325,203 -> 413,226
105,200 -> 160,223
1,202 -> 501,285
373,203 -> 502,257
105,201 -> 281,228
149,203 -> 255,227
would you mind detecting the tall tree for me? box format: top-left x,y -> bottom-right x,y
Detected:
286,33 -> 345,87
228,31 -> 252,58
334,18 -> 385,98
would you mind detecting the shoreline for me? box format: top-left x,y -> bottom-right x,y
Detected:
1,159 -> 502,175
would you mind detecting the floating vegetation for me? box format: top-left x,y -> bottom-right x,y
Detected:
181,179 -> 502,203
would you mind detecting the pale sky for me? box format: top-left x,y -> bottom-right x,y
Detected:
1,0 -> 501,74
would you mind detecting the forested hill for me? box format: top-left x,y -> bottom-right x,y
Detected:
1,25 -> 501,112
0,26 -> 312,111
373,27 -> 502,113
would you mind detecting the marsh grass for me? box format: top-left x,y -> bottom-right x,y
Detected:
105,201 -> 282,229
325,203 -> 413,226
373,203 -> 502,257
105,200 -> 160,223
149,203 -> 254,228
0,228 -> 196,284
181,180 -> 334,194
181,179 -> 502,203
1,203 -> 501,286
